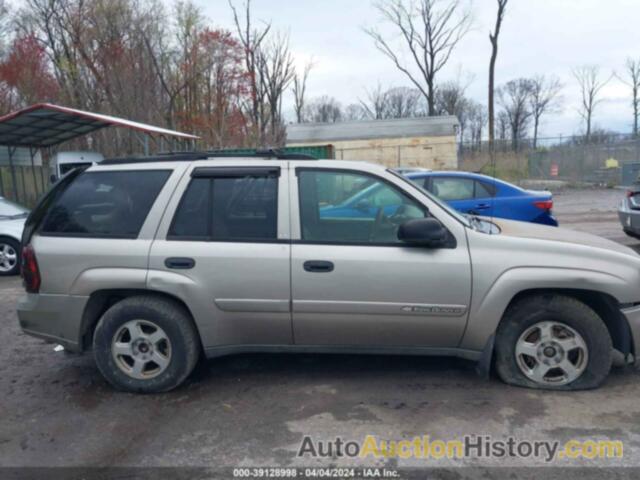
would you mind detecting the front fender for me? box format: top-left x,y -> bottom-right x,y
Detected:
460,266 -> 630,351
0,219 -> 25,242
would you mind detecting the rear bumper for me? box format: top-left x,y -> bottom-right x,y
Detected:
17,293 -> 89,352
618,202 -> 640,235
532,212 -> 558,226
621,304 -> 640,366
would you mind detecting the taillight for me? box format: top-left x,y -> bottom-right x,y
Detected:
533,199 -> 553,211
627,190 -> 635,198
21,244 -> 41,293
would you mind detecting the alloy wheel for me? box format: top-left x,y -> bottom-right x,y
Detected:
515,321 -> 588,386
111,320 -> 172,380
0,242 -> 17,273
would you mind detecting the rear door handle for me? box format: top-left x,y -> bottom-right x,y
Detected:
165,257 -> 195,269
303,260 -> 334,273
475,203 -> 491,210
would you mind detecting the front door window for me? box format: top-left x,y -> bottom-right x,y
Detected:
298,170 -> 427,244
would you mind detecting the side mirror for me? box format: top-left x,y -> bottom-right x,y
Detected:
50,174 -> 57,184
398,218 -> 449,248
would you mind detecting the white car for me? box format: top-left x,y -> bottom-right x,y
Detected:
0,196 -> 28,275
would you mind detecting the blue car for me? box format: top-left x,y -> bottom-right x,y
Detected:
319,171 -> 557,227
406,171 -> 558,226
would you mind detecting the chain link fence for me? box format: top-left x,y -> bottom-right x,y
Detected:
459,134 -> 640,186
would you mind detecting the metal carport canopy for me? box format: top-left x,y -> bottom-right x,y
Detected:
0,103 -> 199,148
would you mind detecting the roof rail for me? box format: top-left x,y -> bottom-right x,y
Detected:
101,149 -> 317,165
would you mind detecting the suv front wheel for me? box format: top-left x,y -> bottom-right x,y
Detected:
93,295 -> 200,393
494,294 -> 612,390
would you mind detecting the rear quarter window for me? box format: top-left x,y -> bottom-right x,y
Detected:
475,180 -> 497,198
408,176 -> 428,189
39,170 -> 171,238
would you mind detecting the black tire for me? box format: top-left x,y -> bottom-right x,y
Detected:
623,228 -> 640,240
494,294 -> 612,390
93,295 -> 200,393
0,237 -> 20,276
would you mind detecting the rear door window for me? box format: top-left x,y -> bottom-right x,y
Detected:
40,170 -> 171,238
430,177 -> 475,201
168,178 -> 210,239
475,180 -> 496,199
168,172 -> 279,241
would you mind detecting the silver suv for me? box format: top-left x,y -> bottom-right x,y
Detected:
17,153 -> 640,392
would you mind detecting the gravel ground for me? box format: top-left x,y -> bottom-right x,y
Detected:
1,187 -> 640,478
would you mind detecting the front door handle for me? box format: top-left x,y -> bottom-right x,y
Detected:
303,260 -> 334,273
165,257 -> 195,269
475,203 -> 491,210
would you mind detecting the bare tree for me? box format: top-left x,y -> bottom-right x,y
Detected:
360,82 -> 389,119
575,127 -> 617,145
488,0 -> 508,149
497,78 -> 534,151
435,80 -> 470,141
230,0 -> 271,145
258,32 -> 295,144
385,86 -> 421,118
467,101 -> 487,147
293,59 -> 313,123
529,75 -> 563,148
496,110 -> 509,142
435,79 -> 468,116
14,0 -> 253,152
344,103 -> 368,121
0,0 -> 10,53
230,0 -> 294,146
360,84 -> 421,119
306,96 -> 342,123
142,1 -> 207,130
573,65 -> 611,143
618,58 -> 640,137
364,0 -> 472,116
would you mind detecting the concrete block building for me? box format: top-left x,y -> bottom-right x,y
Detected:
286,116 -> 459,169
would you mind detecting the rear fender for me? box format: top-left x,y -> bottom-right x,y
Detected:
69,268 -> 148,296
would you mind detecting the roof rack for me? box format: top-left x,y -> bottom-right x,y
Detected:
101,148 -> 317,165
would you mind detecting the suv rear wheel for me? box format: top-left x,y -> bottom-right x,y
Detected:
495,294 -> 612,390
93,296 -> 200,393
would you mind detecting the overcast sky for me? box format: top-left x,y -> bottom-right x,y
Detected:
198,0 -> 640,139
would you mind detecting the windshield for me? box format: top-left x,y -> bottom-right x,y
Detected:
0,197 -> 29,219
387,170 -> 471,227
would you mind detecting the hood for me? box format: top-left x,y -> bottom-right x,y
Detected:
491,217 -> 636,257
0,217 -> 26,241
